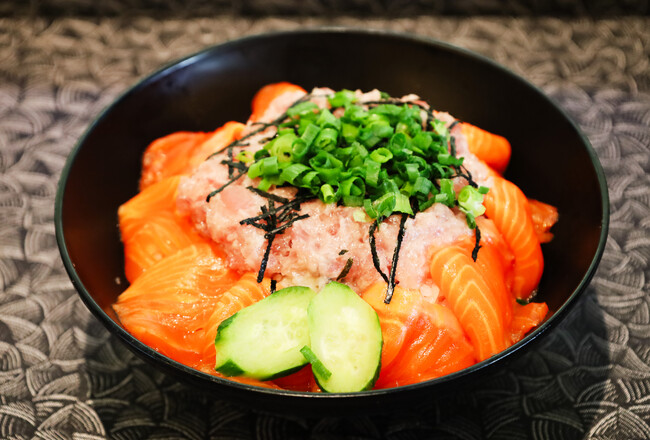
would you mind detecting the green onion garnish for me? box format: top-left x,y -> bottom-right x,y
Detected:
300,346 -> 332,380
207,89 -> 490,302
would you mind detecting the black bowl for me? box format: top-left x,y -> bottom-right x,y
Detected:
55,28 -> 608,414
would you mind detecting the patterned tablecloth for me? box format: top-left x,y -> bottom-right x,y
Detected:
1,14 -> 649,439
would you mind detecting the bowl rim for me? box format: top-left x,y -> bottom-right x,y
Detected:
54,26 -> 610,399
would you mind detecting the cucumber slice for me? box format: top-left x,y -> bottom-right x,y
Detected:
307,281 -> 383,392
214,285 -> 316,380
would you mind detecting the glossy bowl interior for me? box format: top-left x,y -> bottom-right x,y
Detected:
55,28 -> 608,414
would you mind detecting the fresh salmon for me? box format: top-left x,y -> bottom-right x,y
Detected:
271,365 -> 319,392
114,243 -> 239,368
119,175 -> 207,282
483,176 -> 544,299
119,175 -> 181,238
429,244 -> 508,361
249,82 -> 307,123
527,198 -> 559,243
361,282 -> 423,370
114,83 -> 556,391
186,122 -> 246,171
201,273 -> 272,363
457,232 -> 514,329
461,122 -> 512,174
510,302 -> 549,343
122,212 -> 208,282
140,132 -> 211,190
375,301 -> 475,388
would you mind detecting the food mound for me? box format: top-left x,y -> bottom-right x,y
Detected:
113,82 -> 557,392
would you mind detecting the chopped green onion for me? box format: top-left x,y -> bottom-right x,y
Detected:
341,123 -> 360,143
353,209 -> 369,222
248,156 -> 278,179
369,147 -> 393,164
437,179 -> 455,207
314,128 -> 339,151
317,108 -> 341,131
242,89 -> 483,227
340,176 -> 366,198
373,193 -> 397,218
280,163 -> 310,185
319,184 -> 339,204
414,176 -> 433,198
300,346 -> 332,380
236,150 -> 254,164
364,198 -> 378,219
394,193 -> 413,215
458,185 -> 487,218
328,89 -> 356,108
301,123 -> 321,146
287,101 -> 318,118
342,195 -> 364,207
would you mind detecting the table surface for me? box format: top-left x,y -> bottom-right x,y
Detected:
1,14 -> 649,439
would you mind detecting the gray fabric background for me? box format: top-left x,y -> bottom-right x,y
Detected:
1,8 -> 649,439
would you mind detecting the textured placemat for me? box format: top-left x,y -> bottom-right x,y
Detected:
4,0 -> 649,17
0,15 -> 649,439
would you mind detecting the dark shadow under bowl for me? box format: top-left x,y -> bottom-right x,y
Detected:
55,28 -> 609,414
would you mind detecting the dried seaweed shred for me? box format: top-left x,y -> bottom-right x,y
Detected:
384,213 -> 408,304
336,258 -> 354,281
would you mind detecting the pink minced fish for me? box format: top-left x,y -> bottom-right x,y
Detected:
177,88 -> 490,297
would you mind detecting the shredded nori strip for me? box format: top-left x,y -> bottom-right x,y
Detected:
227,144 -> 235,178
263,213 -> 310,238
336,258 -> 354,281
206,93 -> 313,161
256,202 -> 276,283
338,249 -> 348,255
472,225 -> 482,262
448,120 -> 461,131
368,219 -> 389,284
246,186 -> 289,204
238,188 -> 312,282
384,213 -> 408,304
452,165 -> 479,189
450,135 -> 457,157
239,196 -> 312,226
221,159 -> 248,172
270,279 -> 277,293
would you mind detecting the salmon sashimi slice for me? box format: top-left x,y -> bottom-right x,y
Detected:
461,122 -> 512,174
119,175 -> 181,238
429,245 -> 508,361
475,217 -> 515,289
510,302 -> 549,343
249,82 -> 307,122
122,212 -> 208,283
510,303 -> 548,344
186,121 -> 246,171
361,282 -> 423,370
527,198 -> 559,244
457,233 -> 514,329
375,302 -> 475,388
114,243 -> 239,368
119,175 -> 208,282
201,272 -> 272,364
483,176 -> 544,299
140,131 -> 212,190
